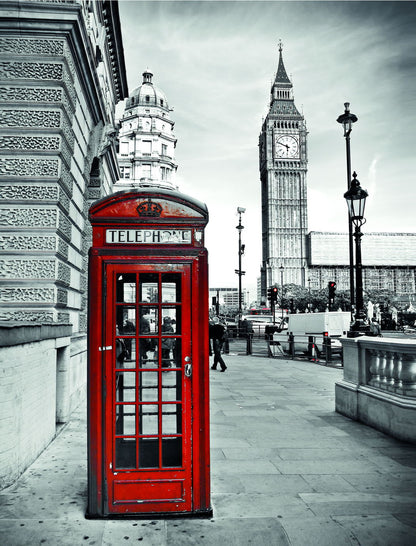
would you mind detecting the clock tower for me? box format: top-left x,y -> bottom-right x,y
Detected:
259,42 -> 308,299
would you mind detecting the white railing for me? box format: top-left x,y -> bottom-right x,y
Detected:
367,345 -> 416,397
336,336 -> 416,443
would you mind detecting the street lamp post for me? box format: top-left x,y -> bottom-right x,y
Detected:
279,265 -> 284,319
344,172 -> 369,336
337,102 -> 358,312
235,207 -> 246,319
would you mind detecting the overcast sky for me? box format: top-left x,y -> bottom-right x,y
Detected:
117,0 -> 416,302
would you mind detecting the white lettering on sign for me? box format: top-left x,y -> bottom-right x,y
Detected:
106,229 -> 192,244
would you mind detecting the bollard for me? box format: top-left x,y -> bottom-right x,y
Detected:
288,333 -> 295,359
323,334 -> 332,363
308,336 -> 314,359
310,337 -> 319,362
223,336 -> 229,354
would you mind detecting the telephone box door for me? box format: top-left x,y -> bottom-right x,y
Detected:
104,262 -> 193,514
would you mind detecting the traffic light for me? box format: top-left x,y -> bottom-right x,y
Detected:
328,281 -> 336,302
267,287 -> 272,302
271,286 -> 278,303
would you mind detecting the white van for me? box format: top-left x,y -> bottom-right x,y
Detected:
272,311 -> 351,356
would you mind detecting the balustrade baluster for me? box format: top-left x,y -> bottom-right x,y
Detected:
368,349 -> 380,387
379,351 -> 388,389
386,353 -> 396,392
397,354 -> 416,397
392,352 -> 403,393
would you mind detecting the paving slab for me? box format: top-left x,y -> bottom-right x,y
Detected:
333,515 -> 416,546
1,354 -> 416,545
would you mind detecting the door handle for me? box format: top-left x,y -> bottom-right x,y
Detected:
184,356 -> 192,377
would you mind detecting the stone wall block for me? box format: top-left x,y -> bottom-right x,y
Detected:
0,286 -> 55,303
0,258 -> 56,279
0,206 -> 57,228
0,157 -> 59,177
0,184 -> 59,201
0,234 -> 56,252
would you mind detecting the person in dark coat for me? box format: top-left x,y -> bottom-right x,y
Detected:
209,316 -> 227,372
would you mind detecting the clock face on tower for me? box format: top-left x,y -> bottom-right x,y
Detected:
275,135 -> 299,159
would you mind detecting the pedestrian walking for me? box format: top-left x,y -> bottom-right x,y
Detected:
209,316 -> 227,372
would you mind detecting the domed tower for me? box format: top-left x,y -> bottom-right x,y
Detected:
115,69 -> 178,191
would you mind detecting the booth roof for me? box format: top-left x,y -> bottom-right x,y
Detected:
89,187 -> 208,220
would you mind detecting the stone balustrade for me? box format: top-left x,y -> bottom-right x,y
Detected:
367,344 -> 416,396
336,336 -> 416,443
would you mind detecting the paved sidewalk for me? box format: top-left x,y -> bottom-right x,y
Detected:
1,355 -> 416,545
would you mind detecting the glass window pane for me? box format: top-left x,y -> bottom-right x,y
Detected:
162,370 -> 182,402
162,308 -> 180,334
161,311 -> 175,367
162,403 -> 181,434
162,308 -> 179,333
139,404 -> 158,435
116,338 -> 135,368
116,438 -> 136,469
139,438 -> 159,468
139,274 -> 158,302
139,308 -> 158,334
162,437 -> 182,468
117,307 -> 136,335
170,339 -> 181,369
115,404 -> 136,435
116,372 -> 136,402
116,274 -> 136,303
161,273 -> 181,302
139,339 -> 158,367
139,371 -> 158,402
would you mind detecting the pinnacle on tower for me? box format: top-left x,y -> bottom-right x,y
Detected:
274,40 -> 291,86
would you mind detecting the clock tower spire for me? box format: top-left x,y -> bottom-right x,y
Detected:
259,42 -> 308,300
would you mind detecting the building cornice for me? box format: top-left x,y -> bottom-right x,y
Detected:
0,0 -> 127,123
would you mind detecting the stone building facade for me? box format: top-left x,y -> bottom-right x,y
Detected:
307,232 -> 416,294
114,69 -> 178,191
0,0 -> 127,488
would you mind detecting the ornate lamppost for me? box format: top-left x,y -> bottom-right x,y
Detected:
337,102 -> 358,312
235,207 -> 246,319
344,172 -> 369,336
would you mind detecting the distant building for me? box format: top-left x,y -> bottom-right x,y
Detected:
209,287 -> 247,310
114,69 -> 178,191
259,43 -> 416,302
307,232 -> 416,294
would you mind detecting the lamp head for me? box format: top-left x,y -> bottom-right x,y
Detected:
344,172 -> 368,225
336,102 -> 358,136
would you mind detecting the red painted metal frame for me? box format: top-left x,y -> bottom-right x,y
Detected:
105,261 -> 193,514
87,189 -> 211,518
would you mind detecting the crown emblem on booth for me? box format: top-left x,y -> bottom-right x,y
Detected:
137,199 -> 163,217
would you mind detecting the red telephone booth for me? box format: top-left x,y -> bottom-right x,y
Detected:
87,188 -> 211,518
